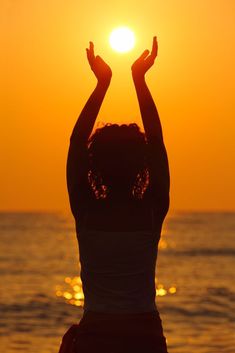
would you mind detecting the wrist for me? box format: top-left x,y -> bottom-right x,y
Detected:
132,73 -> 146,85
96,78 -> 111,90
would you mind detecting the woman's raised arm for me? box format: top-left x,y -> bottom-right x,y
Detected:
131,36 -> 162,142
70,41 -> 112,142
67,42 -> 112,217
132,37 -> 170,215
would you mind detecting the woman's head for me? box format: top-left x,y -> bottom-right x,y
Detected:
88,123 -> 149,199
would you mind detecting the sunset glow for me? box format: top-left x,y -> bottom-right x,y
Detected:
1,0 -> 234,211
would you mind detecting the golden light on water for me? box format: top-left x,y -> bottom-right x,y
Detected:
156,285 -> 167,297
55,276 -> 84,307
159,239 -> 168,249
73,285 -> 80,292
74,292 -> 84,300
169,286 -> 177,294
63,291 -> 73,300
109,27 -> 135,53
65,277 -> 72,284
56,276 -> 177,307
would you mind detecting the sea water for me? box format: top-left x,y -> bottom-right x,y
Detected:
0,211 -> 234,353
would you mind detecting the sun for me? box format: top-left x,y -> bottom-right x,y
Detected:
109,27 -> 135,53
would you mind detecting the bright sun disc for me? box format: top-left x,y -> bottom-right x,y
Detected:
109,27 -> 135,53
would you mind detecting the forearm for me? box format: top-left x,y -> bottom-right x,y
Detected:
70,81 -> 110,143
133,76 -> 163,143
67,82 -> 108,212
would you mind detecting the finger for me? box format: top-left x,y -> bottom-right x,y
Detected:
89,41 -> 94,57
136,49 -> 150,62
86,41 -> 95,65
150,36 -> 158,59
86,48 -> 93,66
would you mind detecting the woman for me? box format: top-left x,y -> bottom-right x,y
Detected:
59,36 -> 170,353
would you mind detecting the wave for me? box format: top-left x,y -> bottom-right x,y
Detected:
167,248 -> 235,257
161,305 -> 235,322
0,299 -> 83,334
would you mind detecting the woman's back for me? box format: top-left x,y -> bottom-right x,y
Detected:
60,37 -> 170,353
78,227 -> 158,313
77,197 -> 163,232
75,197 -> 164,312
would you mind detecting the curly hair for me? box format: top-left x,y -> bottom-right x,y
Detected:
87,123 -> 149,199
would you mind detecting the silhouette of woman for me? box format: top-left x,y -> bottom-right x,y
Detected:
59,36 -> 170,353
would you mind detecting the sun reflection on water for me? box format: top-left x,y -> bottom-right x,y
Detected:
158,238 -> 168,249
56,276 -> 177,307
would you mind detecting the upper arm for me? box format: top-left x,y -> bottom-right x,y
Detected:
66,136 -> 95,219
144,138 -> 170,216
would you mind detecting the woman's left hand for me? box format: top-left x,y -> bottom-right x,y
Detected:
131,36 -> 158,80
86,41 -> 112,86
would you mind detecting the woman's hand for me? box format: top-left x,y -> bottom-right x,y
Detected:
131,36 -> 158,80
86,42 -> 112,87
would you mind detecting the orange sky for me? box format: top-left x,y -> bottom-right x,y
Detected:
1,0 -> 235,211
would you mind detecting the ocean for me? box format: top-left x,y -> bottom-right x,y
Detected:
0,211 -> 234,353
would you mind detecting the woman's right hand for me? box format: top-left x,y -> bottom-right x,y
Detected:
86,41 -> 112,87
131,36 -> 158,80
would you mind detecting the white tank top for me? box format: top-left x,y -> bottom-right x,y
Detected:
77,221 -> 160,313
